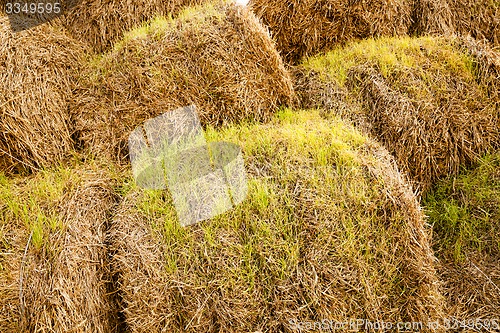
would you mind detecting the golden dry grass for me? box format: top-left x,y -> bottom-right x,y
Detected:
411,0 -> 499,45
72,1 -> 294,160
0,15 -> 86,173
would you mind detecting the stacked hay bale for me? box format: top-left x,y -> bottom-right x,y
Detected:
72,1 -> 294,160
60,0 -> 210,53
110,109 -> 445,332
456,35 -> 500,100
411,0 -> 499,45
453,0 -> 500,45
0,169 -> 119,332
0,15 -> 86,173
298,36 -> 500,192
409,0 -> 455,36
249,0 -> 413,63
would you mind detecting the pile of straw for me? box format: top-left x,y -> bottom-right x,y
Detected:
72,1 -> 294,160
109,191 -> 170,333
412,0 -> 499,44
250,0 -> 413,63
250,0 -> 498,63
110,110 -> 445,332
409,0 -> 454,36
297,37 -> 499,192
0,171 -> 119,332
456,35 -> 500,99
0,16 -> 85,173
60,0 -> 209,53
440,258 -> 500,323
348,64 -> 499,192
425,151 -> 500,322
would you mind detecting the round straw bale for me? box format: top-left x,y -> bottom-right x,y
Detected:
412,0 -> 499,45
60,0 -> 210,53
348,64 -> 499,192
0,16 -> 86,173
0,170 -> 120,332
110,109 -> 445,332
455,35 -> 500,98
72,1 -> 294,160
249,0 -> 413,63
409,0 -> 454,36
298,36 -> 500,192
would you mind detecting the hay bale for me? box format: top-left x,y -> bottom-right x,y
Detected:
72,1 -> 294,160
110,109 -> 445,332
451,0 -> 500,45
348,65 -> 499,192
60,0 -> 209,53
109,191 -> 171,333
0,197 -> 23,331
249,0 -> 413,63
293,67 -> 364,123
409,0 -> 454,36
439,258 -> 500,323
298,36 -> 500,192
455,35 -> 500,99
0,15 -> 85,173
0,170 -> 120,332
412,0 -> 499,45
